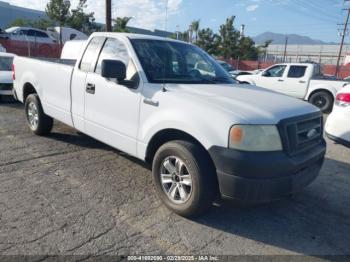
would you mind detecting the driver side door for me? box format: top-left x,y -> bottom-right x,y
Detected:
256,65 -> 287,93
84,37 -> 141,156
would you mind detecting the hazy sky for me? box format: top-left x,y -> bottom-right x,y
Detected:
2,0 -> 348,42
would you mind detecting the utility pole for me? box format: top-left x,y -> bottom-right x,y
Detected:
283,36 -> 288,63
105,0 -> 112,32
336,2 -> 350,77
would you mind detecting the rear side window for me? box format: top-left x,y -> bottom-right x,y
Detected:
0,57 -> 14,71
288,66 -> 307,78
35,31 -> 49,38
80,37 -> 105,72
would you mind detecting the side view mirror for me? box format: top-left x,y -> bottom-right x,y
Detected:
262,71 -> 270,77
101,59 -> 126,81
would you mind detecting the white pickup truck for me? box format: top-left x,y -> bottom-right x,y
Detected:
237,63 -> 348,113
13,33 -> 326,217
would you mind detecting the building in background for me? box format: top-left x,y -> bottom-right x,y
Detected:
0,1 -> 48,28
264,44 -> 350,65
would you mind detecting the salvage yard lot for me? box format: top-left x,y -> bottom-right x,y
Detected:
0,102 -> 349,256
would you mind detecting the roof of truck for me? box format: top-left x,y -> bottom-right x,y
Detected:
90,32 -> 184,43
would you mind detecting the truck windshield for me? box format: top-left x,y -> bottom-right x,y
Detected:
130,39 -> 235,84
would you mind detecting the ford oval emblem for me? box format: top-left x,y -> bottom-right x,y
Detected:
307,129 -> 318,139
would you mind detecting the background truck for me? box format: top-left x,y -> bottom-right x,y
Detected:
236,63 -> 348,113
13,33 -> 326,217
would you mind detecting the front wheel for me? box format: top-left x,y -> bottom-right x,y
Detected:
308,91 -> 334,113
25,94 -> 53,135
152,140 -> 216,217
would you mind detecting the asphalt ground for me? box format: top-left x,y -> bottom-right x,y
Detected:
0,100 -> 349,258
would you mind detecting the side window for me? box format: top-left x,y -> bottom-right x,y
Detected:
36,31 -> 49,38
19,30 -> 27,35
79,37 -> 105,72
265,65 -> 287,77
288,66 -> 307,78
95,38 -> 128,74
95,38 -> 139,83
27,30 -> 36,37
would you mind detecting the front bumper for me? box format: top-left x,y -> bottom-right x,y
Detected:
209,140 -> 326,202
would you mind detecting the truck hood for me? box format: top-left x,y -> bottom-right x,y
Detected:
166,84 -> 320,124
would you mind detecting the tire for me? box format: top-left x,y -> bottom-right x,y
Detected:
308,91 -> 334,113
152,140 -> 217,217
24,94 -> 53,135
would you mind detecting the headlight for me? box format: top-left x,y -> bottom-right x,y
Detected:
229,125 -> 282,152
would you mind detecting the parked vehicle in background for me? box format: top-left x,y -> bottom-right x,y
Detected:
13,33 -> 326,217
325,85 -> 350,147
216,60 -> 256,79
5,27 -> 56,44
47,27 -> 88,44
237,63 -> 348,113
0,52 -> 16,101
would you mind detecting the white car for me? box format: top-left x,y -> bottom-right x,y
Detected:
237,63 -> 348,113
13,33 -> 326,216
0,52 -> 15,101
5,27 -> 56,44
47,27 -> 88,44
325,85 -> 350,147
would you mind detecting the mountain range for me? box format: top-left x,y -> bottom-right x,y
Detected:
253,32 -> 337,45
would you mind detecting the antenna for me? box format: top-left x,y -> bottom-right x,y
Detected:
164,0 -> 169,31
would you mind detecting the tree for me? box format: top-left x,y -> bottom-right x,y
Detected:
68,0 -> 95,33
196,28 -> 220,56
191,20 -> 200,43
218,16 -> 240,59
113,17 -> 132,32
237,37 -> 259,60
46,0 -> 71,26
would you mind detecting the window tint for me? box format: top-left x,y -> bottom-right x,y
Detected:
265,65 -> 286,77
27,30 -> 36,37
35,31 -> 49,38
288,66 -> 307,78
19,30 -> 28,35
80,37 -> 105,72
95,38 -> 129,74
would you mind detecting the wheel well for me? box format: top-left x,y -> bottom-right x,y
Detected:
145,129 -> 212,165
23,83 -> 37,102
308,89 -> 334,102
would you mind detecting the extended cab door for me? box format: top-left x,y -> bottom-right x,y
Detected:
71,36 -> 106,131
256,64 -> 287,92
281,65 -> 309,98
83,37 -> 141,156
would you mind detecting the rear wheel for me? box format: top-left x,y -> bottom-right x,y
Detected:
25,94 -> 53,135
152,140 -> 216,217
309,91 -> 334,113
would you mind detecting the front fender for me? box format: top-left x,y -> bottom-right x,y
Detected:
137,107 -> 231,160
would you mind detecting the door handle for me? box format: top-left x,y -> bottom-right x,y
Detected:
86,83 -> 95,94
278,79 -> 284,82
143,98 -> 159,107
299,80 -> 306,83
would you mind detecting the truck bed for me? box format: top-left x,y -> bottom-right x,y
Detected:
13,55 -> 76,127
34,57 -> 77,67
